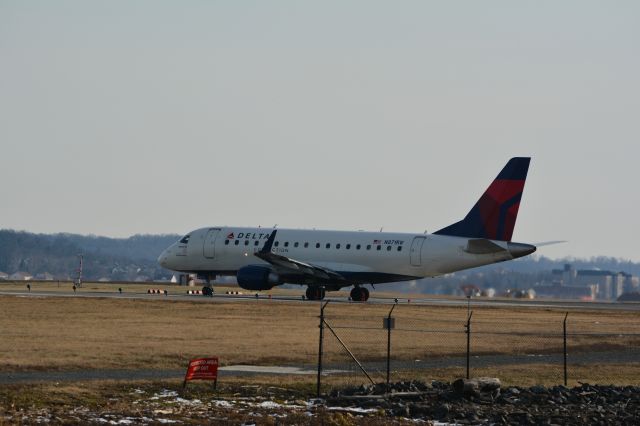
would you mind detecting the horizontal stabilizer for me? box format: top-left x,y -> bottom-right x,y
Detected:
533,240 -> 567,247
465,239 -> 507,254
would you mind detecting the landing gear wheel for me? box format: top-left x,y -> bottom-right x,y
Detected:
305,287 -> 325,300
202,286 -> 213,297
350,286 -> 370,302
350,287 -> 361,301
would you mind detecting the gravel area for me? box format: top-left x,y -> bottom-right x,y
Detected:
3,379 -> 638,424
329,380 -> 640,425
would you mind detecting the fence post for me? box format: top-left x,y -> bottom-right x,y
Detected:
317,300 -> 329,398
563,312 -> 568,386
465,311 -> 473,379
386,302 -> 397,391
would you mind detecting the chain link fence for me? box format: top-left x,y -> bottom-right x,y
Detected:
314,301 -> 640,396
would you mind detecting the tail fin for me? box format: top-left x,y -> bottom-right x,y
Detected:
434,157 -> 530,242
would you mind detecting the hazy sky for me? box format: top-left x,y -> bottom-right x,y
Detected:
1,1 -> 639,260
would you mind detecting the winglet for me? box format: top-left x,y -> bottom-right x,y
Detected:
260,230 -> 278,254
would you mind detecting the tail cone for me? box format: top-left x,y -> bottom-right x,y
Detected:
507,242 -> 536,259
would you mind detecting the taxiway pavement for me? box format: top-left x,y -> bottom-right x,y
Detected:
1,289 -> 639,311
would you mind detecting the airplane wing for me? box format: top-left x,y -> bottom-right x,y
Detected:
254,230 -> 346,282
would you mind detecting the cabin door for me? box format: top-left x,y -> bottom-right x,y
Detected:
410,236 -> 426,266
203,229 -> 220,259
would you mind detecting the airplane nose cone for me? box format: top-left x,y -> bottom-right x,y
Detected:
508,242 -> 537,259
158,250 -> 169,268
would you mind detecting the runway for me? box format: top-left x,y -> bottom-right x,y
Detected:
1,288 -> 639,311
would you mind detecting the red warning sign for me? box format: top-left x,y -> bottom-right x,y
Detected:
183,357 -> 219,387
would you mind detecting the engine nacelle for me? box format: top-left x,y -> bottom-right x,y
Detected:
236,265 -> 281,291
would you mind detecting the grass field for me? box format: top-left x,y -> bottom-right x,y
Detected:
1,286 -> 639,380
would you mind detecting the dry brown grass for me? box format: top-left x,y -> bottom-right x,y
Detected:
0,294 -> 323,371
319,302 -> 640,363
0,292 -> 638,374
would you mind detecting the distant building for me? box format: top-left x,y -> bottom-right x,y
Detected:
536,281 -> 596,301
172,273 -> 201,286
481,288 -> 496,298
502,288 -> 536,299
9,271 -> 33,281
549,264 -> 637,300
618,292 -> 640,302
0,271 -> 8,280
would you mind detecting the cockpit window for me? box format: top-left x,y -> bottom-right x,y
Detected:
179,235 -> 190,244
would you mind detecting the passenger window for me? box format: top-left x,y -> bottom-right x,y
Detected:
284,242 -> 289,247
366,245 -> 371,250
304,242 -> 309,248
387,245 -> 392,251
224,240 -> 229,245
244,240 -> 249,246
294,242 -> 299,248
356,244 -> 361,250
235,240 -> 240,246
275,241 -> 279,247
254,240 -> 259,246
326,243 -> 331,249
346,244 -> 351,249
316,243 -> 320,248
377,245 -> 382,251
336,244 -> 341,249
397,246 -> 402,252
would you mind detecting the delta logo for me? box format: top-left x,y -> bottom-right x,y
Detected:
226,232 -> 235,239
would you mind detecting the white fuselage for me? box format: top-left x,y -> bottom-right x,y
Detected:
158,227 -> 518,286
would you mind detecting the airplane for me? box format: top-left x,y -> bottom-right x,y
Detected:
158,157 -> 537,301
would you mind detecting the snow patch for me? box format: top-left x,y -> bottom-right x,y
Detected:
327,406 -> 379,414
213,400 -> 234,408
256,401 -> 282,409
150,389 -> 179,400
172,397 -> 201,405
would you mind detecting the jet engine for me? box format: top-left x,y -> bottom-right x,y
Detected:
236,265 -> 281,291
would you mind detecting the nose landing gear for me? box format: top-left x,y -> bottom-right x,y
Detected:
201,273 -> 214,297
350,286 -> 370,302
305,286 -> 326,301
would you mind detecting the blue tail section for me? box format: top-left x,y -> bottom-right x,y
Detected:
434,157 -> 531,242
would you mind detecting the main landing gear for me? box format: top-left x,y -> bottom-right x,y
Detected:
305,286 -> 326,301
350,285 -> 370,302
303,285 -> 371,302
